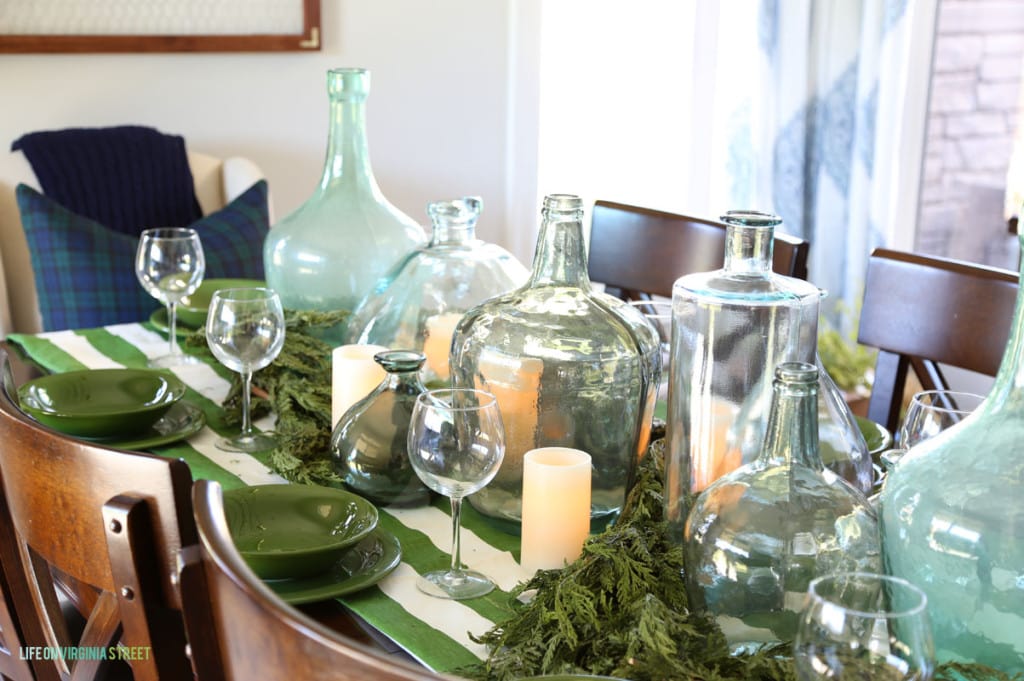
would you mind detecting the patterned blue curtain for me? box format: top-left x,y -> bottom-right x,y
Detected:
709,0 -> 916,327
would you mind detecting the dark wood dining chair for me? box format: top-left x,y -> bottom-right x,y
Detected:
0,348 -> 197,681
588,200 -> 811,300
856,248 -> 1019,433
180,479 -> 442,681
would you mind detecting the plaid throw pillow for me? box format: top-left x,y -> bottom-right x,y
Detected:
16,180 -> 269,332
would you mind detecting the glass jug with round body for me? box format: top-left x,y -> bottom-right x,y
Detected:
330,350 -> 431,507
880,235 -> 1024,672
684,362 -> 881,651
449,194 -> 661,533
263,68 -> 426,343
666,210 -> 821,544
346,197 -> 529,387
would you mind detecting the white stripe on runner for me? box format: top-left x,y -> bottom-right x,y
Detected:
386,506 -> 531,593
375,562 -> 492,661
105,324 -> 231,399
185,426 -> 288,486
41,330 -> 124,369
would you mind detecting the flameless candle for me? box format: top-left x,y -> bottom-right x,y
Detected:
691,398 -> 742,492
331,344 -> 388,428
422,312 -> 464,382
520,447 -> 591,573
475,350 -> 543,489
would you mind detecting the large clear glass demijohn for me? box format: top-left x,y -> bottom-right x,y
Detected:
263,68 -> 425,342
450,194 -> 661,533
684,362 -> 881,650
666,210 -> 821,544
347,197 -> 529,386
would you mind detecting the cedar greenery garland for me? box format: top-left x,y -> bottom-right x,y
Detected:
184,309 -> 348,486
464,440 -> 1023,681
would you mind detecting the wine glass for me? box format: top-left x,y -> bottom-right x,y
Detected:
135,227 -> 206,367
898,389 -> 984,449
205,288 -> 286,452
628,300 -> 671,402
795,572 -> 935,681
407,388 -> 505,599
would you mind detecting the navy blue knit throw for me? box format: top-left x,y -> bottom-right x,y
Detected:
11,125 -> 203,236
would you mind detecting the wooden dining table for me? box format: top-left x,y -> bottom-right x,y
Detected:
2,321 -> 530,675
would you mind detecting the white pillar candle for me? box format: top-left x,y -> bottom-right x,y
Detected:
331,344 -> 388,428
520,447 -> 591,573
422,312 -> 464,382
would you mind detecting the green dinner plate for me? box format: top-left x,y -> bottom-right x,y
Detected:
92,401 -> 206,450
265,527 -> 402,605
17,368 -> 186,438
223,484 -> 380,580
149,308 -> 193,338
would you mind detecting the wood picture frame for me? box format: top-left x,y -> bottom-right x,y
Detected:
0,0 -> 321,53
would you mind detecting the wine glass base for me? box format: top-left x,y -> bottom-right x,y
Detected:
215,432 -> 278,453
148,353 -> 204,369
416,569 -> 494,600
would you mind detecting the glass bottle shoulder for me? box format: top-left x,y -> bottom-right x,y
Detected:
675,268 -> 822,306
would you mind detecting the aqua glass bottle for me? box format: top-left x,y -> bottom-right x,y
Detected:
346,197 -> 529,386
449,194 -> 661,532
330,350 -> 431,507
263,68 -> 426,342
666,211 -> 821,544
684,362 -> 881,650
881,242 -> 1024,671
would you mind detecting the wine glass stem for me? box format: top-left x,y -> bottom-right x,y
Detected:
167,302 -> 180,356
449,496 -> 464,575
240,368 -> 254,436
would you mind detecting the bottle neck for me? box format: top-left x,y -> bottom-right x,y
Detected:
759,363 -> 823,470
722,224 -> 774,275
319,73 -> 379,194
528,195 -> 591,289
428,198 -> 479,246
984,233 -> 1024,409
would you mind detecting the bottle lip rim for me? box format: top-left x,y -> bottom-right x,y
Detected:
721,209 -> 782,227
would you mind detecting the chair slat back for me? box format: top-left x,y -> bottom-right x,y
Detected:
588,200 -> 811,300
857,248 -> 1019,432
181,480 -> 442,681
0,348 -> 196,681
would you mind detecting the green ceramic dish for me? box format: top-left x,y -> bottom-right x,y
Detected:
856,415 -> 892,457
98,401 -> 206,450
17,368 -> 187,438
266,527 -> 402,605
223,484 -> 379,580
177,278 -> 265,328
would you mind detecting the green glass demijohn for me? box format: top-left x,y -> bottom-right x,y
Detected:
263,68 -> 426,342
346,197 -> 529,386
330,350 -> 431,507
684,362 -> 881,650
881,237 -> 1024,672
449,194 -> 661,532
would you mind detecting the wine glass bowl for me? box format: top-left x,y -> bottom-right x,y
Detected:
407,388 -> 505,599
795,572 -> 935,681
135,227 -> 206,367
205,287 -> 286,453
898,389 -> 984,449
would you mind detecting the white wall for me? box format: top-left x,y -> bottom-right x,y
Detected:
0,0 -> 538,286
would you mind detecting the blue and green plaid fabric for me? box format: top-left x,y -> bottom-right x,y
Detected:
16,180 -> 270,332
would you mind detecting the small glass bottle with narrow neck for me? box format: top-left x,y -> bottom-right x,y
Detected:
449,194 -> 660,533
666,210 -> 821,544
346,197 -> 529,386
263,68 -> 425,342
330,350 -> 431,506
684,362 -> 880,651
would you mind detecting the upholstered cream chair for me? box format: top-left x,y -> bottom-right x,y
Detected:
0,151 -> 268,337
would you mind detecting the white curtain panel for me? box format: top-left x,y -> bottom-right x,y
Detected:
707,0 -> 935,328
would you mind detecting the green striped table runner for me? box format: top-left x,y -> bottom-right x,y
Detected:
8,323 -> 526,672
